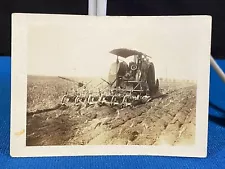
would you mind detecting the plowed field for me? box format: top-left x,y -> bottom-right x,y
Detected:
26,76 -> 196,146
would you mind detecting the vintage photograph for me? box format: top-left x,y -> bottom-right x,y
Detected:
26,18 -> 198,147
11,14 -> 211,157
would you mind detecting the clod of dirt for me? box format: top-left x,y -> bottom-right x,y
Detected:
128,131 -> 139,141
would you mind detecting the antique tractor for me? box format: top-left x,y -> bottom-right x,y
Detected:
61,48 -> 160,108
108,48 -> 159,97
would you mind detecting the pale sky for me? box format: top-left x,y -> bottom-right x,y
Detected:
27,16 -> 210,80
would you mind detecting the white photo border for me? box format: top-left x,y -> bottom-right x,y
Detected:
10,13 -> 212,158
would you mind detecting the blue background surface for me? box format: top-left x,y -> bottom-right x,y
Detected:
0,56 -> 224,169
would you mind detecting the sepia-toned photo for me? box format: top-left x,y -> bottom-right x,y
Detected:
11,14 -> 211,157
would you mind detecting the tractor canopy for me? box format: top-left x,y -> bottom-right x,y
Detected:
109,48 -> 151,58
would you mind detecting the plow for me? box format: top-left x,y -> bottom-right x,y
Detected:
60,48 -> 163,110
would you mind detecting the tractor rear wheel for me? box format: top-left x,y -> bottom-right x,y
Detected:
147,62 -> 156,95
